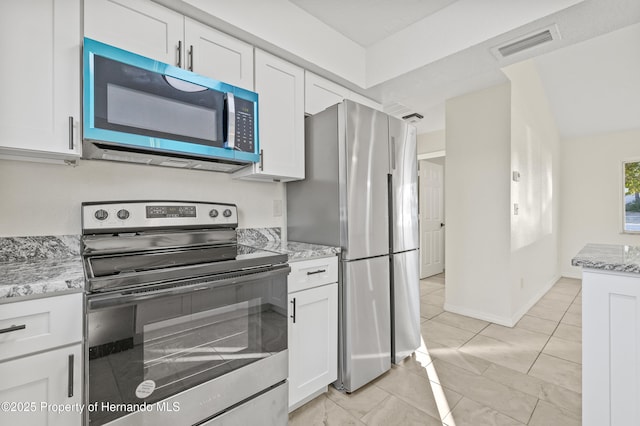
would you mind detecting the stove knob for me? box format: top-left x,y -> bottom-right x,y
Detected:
94,209 -> 108,221
117,209 -> 130,220
209,209 -> 219,218
223,209 -> 232,218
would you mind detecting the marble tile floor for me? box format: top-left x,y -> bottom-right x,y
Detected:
288,273 -> 582,425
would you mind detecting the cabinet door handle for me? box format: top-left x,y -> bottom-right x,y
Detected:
68,116 -> 74,150
290,298 -> 296,323
188,45 -> 194,71
177,40 -> 182,67
67,354 -> 74,397
259,149 -> 264,171
0,324 -> 26,334
306,269 -> 326,276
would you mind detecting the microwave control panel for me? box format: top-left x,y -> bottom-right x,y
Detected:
234,97 -> 255,153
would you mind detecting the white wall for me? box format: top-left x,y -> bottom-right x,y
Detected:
444,83 -> 513,323
504,60 -> 561,320
0,159 -> 284,236
561,128 -> 640,278
417,130 -> 445,155
444,61 -> 561,325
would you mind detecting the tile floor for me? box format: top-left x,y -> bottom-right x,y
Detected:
288,273 -> 582,425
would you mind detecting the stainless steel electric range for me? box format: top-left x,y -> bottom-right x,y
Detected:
81,200 -> 289,426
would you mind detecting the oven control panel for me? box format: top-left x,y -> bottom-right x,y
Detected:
82,201 -> 238,233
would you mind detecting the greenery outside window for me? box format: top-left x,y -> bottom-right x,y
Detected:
624,161 -> 640,232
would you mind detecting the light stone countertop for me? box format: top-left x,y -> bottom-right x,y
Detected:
0,257 -> 84,302
572,243 -> 640,274
246,240 -> 340,262
237,227 -> 340,261
0,235 -> 84,302
0,230 -> 340,302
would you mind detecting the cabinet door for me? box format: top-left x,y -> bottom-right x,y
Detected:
184,18 -> 254,90
0,0 -> 80,161
85,0 -> 184,66
235,49 -> 304,181
288,283 -> 338,410
305,71 -> 349,115
348,91 -> 382,111
0,344 -> 82,426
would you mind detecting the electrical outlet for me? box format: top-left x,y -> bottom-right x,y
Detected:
512,171 -> 521,182
513,203 -> 519,215
273,200 -> 282,217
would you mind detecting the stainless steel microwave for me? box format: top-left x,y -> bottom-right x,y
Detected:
82,38 -> 259,172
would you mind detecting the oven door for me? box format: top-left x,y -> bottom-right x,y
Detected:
85,265 -> 289,426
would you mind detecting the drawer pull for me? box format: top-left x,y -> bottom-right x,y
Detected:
306,269 -> 326,276
0,324 -> 26,334
68,354 -> 74,397
290,298 -> 296,323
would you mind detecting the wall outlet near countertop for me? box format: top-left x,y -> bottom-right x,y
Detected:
273,200 -> 283,217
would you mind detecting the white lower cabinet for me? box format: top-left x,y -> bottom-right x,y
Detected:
288,257 -> 338,411
0,293 -> 83,426
582,269 -> 640,426
0,344 -> 82,426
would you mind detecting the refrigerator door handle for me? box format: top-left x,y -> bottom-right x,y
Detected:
390,137 -> 396,170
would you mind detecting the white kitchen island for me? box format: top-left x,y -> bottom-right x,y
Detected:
572,243 -> 640,426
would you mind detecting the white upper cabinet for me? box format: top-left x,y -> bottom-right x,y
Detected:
305,71 -> 382,115
349,91 -> 383,111
85,0 -> 254,90
233,49 -> 304,182
305,71 -> 350,115
85,0 -> 184,66
0,0 -> 81,164
184,18 -> 254,90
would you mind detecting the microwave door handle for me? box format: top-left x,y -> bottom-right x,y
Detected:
225,93 -> 236,150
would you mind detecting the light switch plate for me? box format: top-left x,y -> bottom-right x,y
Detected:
273,200 -> 283,217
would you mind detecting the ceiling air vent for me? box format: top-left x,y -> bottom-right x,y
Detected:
402,112 -> 424,123
384,102 -> 413,118
492,25 -> 560,59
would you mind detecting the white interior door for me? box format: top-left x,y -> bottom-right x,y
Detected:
419,160 -> 444,278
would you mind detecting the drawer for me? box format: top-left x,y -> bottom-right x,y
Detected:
288,256 -> 338,293
0,293 -> 83,362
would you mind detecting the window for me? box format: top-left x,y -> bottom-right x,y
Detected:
623,160 -> 640,232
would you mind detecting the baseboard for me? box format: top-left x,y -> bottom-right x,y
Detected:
509,274 -> 560,326
443,302 -> 514,327
288,386 -> 328,413
443,274 -> 561,327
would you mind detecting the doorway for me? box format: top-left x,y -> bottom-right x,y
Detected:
419,156 -> 445,278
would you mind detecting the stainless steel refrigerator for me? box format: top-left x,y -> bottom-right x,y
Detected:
287,100 -> 420,392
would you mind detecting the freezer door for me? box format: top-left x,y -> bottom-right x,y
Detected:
342,101 -> 390,260
392,249 -> 421,363
340,256 -> 391,392
389,117 -> 419,252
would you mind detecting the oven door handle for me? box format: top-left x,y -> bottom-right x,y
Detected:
87,266 -> 290,310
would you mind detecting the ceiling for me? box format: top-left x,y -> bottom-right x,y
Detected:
290,0 -> 459,47
288,0 -> 640,137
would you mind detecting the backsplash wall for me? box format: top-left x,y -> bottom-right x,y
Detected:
0,159 -> 284,236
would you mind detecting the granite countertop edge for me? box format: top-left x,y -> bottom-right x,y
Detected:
244,240 -> 341,262
0,235 -> 340,302
572,243 -> 640,274
0,257 -> 85,303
